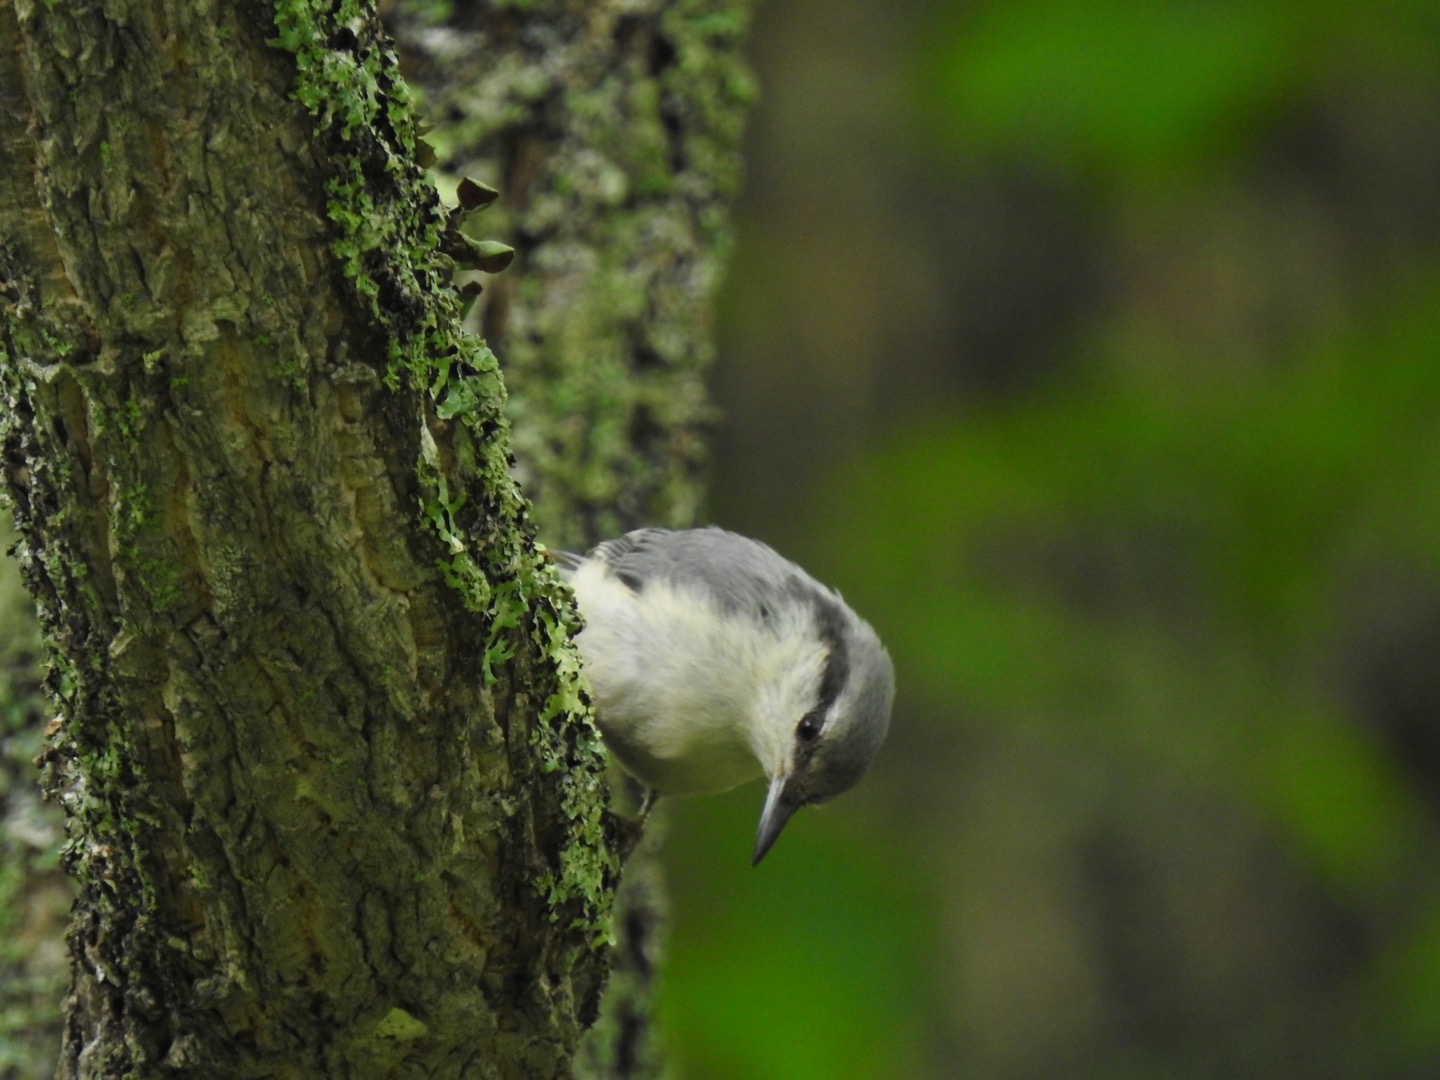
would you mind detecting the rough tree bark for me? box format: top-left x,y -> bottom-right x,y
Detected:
386,0 -> 753,550
383,4 -> 755,1077
0,1 -> 617,1076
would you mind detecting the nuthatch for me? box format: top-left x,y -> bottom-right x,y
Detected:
560,527 -> 894,863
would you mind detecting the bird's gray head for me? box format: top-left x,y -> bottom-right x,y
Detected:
752,583 -> 895,864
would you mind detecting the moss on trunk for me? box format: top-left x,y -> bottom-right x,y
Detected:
0,1 -> 615,1075
383,3 -> 755,1075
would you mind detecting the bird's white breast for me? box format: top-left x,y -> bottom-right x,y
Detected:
567,559 -> 825,795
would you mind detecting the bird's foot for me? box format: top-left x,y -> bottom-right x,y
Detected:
613,787 -> 659,865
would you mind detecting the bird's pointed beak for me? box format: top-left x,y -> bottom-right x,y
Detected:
753,774 -> 800,865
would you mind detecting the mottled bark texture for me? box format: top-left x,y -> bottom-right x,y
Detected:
0,2 -> 617,1077
386,0 -> 754,552
382,4 -> 755,1075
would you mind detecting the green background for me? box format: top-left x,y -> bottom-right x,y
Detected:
4,2 -> 1440,1076
662,1 -> 1440,1077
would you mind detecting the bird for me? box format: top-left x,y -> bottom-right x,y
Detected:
558,526 -> 894,864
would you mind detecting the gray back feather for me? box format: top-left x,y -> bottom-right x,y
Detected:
576,527 -> 805,615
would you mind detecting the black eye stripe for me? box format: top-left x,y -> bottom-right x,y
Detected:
778,578 -> 851,758
805,587 -> 850,719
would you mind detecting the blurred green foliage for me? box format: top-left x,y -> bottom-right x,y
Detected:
0,509 -> 69,1075
828,271 -> 1440,915
663,801 -> 931,1079
918,0 -> 1440,175
661,0 -> 1440,1077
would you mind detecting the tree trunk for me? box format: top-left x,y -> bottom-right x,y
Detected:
383,4 -> 755,1076
386,0 -> 754,551
0,2 -> 616,1076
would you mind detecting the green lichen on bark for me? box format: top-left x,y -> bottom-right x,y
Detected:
0,0 -> 619,1074
384,3 -> 757,1075
268,0 -> 616,939
389,0 -> 756,552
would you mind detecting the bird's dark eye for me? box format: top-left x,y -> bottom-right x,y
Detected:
796,713 -> 822,742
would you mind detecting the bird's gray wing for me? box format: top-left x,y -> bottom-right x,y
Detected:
586,526 -> 818,617
555,528 -> 673,584
554,548 -> 587,575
